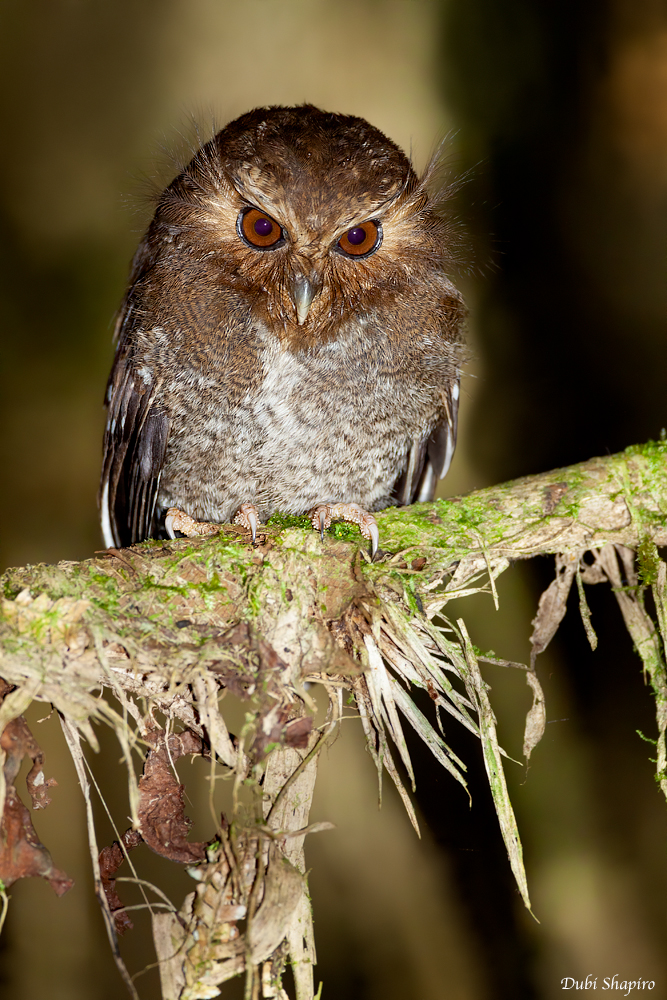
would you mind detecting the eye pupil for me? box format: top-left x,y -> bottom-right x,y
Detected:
346,227 -> 366,245
239,208 -> 283,249
337,220 -> 381,258
254,217 -> 273,237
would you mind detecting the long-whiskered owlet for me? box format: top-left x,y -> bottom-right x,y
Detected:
100,105 -> 465,555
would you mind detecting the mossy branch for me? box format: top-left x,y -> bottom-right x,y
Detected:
1,440 -> 666,998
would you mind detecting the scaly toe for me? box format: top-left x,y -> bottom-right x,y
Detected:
308,503 -> 379,558
233,503 -> 261,543
165,508 -> 220,539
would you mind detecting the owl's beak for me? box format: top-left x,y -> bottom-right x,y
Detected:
291,274 -> 316,325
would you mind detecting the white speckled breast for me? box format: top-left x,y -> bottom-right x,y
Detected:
157,317 -> 450,522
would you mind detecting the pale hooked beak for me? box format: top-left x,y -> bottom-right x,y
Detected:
291,274 -> 316,325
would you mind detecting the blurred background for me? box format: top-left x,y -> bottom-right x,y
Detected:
1,1 -> 667,997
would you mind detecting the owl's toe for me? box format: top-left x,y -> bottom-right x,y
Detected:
233,503 -> 260,543
165,508 -> 220,539
308,503 -> 379,558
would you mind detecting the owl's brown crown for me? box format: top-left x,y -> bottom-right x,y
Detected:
213,104 -> 417,201
165,105 -> 419,229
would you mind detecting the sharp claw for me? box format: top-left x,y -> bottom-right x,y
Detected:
368,521 -> 379,559
165,513 -> 176,540
319,510 -> 326,541
247,508 -> 257,544
234,503 -> 261,543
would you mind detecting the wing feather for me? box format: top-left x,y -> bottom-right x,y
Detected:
99,234 -> 170,547
391,375 -> 460,506
99,349 -> 169,548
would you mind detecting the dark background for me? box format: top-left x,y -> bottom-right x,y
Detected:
1,1 -> 667,997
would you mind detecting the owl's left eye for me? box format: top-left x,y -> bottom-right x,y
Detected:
336,220 -> 382,259
238,208 -> 285,249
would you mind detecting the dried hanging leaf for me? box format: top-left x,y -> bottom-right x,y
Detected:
383,605 -> 479,734
390,678 -> 469,794
99,829 -> 143,935
59,716 -> 141,1000
576,568 -> 598,650
153,910 -> 187,999
363,634 -> 415,788
1,712 -> 57,809
523,671 -> 546,761
180,842 -> 305,998
0,783 -> 73,894
381,741 -> 420,836
651,559 -> 667,801
597,545 -> 667,803
529,553 -> 578,667
192,674 -> 237,768
652,559 -> 667,661
0,679 -> 43,820
139,730 -> 207,864
0,691 -> 70,895
353,678 -> 384,803
458,620 -> 533,914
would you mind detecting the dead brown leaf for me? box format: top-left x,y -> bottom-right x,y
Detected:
529,553 -> 578,668
523,671 -> 547,761
0,785 -> 73,894
1,714 -> 57,810
0,689 -> 70,894
139,730 -> 206,865
99,829 -> 143,935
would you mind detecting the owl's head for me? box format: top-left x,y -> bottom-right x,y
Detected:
152,105 -> 459,345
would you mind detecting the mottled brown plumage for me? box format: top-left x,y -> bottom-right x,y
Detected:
100,105 -> 465,549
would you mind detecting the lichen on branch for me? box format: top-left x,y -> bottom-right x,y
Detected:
0,440 -> 666,998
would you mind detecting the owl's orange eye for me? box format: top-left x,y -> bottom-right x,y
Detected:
238,208 -> 284,249
336,220 -> 382,258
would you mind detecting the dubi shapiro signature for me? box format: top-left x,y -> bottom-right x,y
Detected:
561,976 -> 655,994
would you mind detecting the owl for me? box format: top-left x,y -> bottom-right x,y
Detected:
100,105 -> 465,556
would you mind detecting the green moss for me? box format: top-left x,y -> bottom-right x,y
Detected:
139,579 -> 189,599
138,537 -> 168,549
624,438 -> 667,460
402,576 -> 424,615
638,537 -> 661,587
87,571 -> 123,613
266,511 -> 312,530
447,500 -> 486,531
2,581 -> 23,600
327,521 -> 360,542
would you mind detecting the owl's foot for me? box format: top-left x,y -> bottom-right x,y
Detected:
164,508 -> 220,539
233,503 -> 260,543
309,503 -> 379,558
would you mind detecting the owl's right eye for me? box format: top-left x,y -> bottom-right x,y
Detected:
238,208 -> 285,249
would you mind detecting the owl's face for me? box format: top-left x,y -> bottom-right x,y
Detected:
151,105 -> 453,345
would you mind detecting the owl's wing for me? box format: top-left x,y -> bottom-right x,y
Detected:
392,376 -> 459,506
99,344 -> 169,548
99,234 -> 171,548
